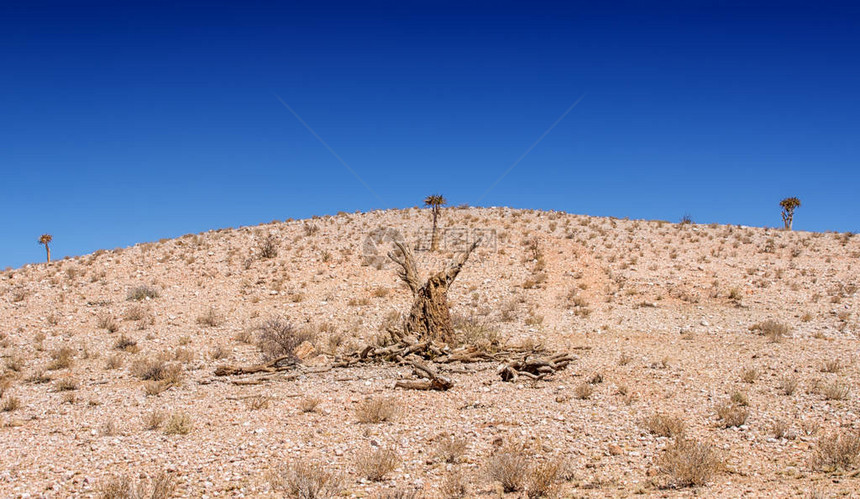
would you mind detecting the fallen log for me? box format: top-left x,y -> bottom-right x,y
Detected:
394,358 -> 454,391
214,355 -> 298,376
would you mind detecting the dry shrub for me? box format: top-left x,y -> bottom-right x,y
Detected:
812,431 -> 860,472
127,285 -> 159,301
97,313 -> 120,333
642,413 -> 686,437
247,395 -> 270,410
750,319 -> 790,341
114,334 -> 139,353
130,358 -> 183,384
821,358 -> 843,373
822,380 -> 850,401
526,459 -> 564,498
451,315 -> 501,352
1,394 -> 21,412
657,437 -> 722,487
48,347 -> 75,370
716,402 -> 749,428
163,412 -> 193,435
440,469 -> 468,499
105,354 -> 124,370
256,317 -> 314,361
780,374 -> 798,396
435,434 -> 468,463
772,419 -> 792,439
574,382 -> 594,400
486,444 -> 529,492
270,460 -> 341,499
97,471 -> 175,499
355,447 -> 400,481
377,489 -> 424,499
299,396 -> 321,413
741,367 -> 758,383
258,235 -> 279,259
54,377 -> 79,391
355,397 -> 399,423
196,307 -> 223,327
143,410 -> 166,431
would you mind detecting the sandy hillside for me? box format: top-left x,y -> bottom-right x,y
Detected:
1,207 -> 858,498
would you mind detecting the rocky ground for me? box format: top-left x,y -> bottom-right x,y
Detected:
1,207 -> 858,498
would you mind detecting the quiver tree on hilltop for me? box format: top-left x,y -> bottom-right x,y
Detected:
388,238 -> 480,344
38,234 -> 53,263
779,197 -> 801,231
423,194 -> 447,251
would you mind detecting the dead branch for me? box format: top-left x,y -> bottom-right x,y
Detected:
214,355 -> 298,376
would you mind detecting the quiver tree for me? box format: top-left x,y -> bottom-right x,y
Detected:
423,194 -> 447,251
779,197 -> 801,231
388,238 -> 480,344
38,234 -> 53,263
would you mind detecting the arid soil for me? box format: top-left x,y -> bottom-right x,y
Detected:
1,207 -> 858,498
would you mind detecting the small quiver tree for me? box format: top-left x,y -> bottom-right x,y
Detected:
779,197 -> 801,231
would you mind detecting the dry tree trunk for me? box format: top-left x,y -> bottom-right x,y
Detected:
388,238 -> 480,344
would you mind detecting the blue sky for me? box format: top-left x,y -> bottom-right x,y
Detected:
2,1 -> 858,268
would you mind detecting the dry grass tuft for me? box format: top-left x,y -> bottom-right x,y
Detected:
355,397 -> 399,423
821,380 -> 850,401
780,374 -> 798,396
196,307 -> 223,327
270,460 -> 341,498
163,412 -> 193,435
127,285 -> 160,301
97,471 -> 175,499
750,319 -> 791,341
526,459 -> 564,498
435,434 -> 468,463
440,469 -> 469,499
486,444 -> 529,492
48,347 -> 75,370
299,396 -> 321,413
716,401 -> 749,428
574,382 -> 594,400
811,431 -> 860,472
657,437 -> 722,487
642,413 -> 686,437
355,447 -> 400,481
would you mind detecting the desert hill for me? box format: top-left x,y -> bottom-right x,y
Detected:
0,207 -> 858,497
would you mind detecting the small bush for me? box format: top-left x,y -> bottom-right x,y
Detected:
256,317 -> 314,361
821,358 -> 843,373
97,313 -> 119,333
196,307 -> 223,327
574,382 -> 594,400
143,410 -> 166,431
642,413 -> 686,437
526,459 -> 564,498
48,347 -> 75,370
812,431 -> 860,472
299,397 -> 321,413
657,437 -> 722,487
114,334 -> 139,353
716,402 -> 749,428
247,395 -> 270,410
435,435 -> 468,463
355,397 -> 399,423
486,445 -> 529,492
1,394 -> 21,412
355,447 -> 400,481
258,235 -> 279,259
164,412 -> 193,435
97,471 -> 175,499
741,367 -> 758,384
780,374 -> 798,396
750,319 -> 790,341
54,377 -> 79,391
822,380 -> 850,401
440,470 -> 468,499
131,358 -> 183,385
127,285 -> 159,301
270,460 -> 341,499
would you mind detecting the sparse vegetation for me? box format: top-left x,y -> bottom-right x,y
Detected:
127,285 -> 159,301
255,316 -> 314,361
657,437 -> 722,487
355,397 -> 399,423
270,460 -> 341,498
812,431 -> 860,472
355,447 -> 400,481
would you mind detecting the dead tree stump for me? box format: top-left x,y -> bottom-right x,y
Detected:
388,239 -> 480,344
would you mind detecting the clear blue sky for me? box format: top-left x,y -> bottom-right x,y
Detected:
2,1 -> 858,268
